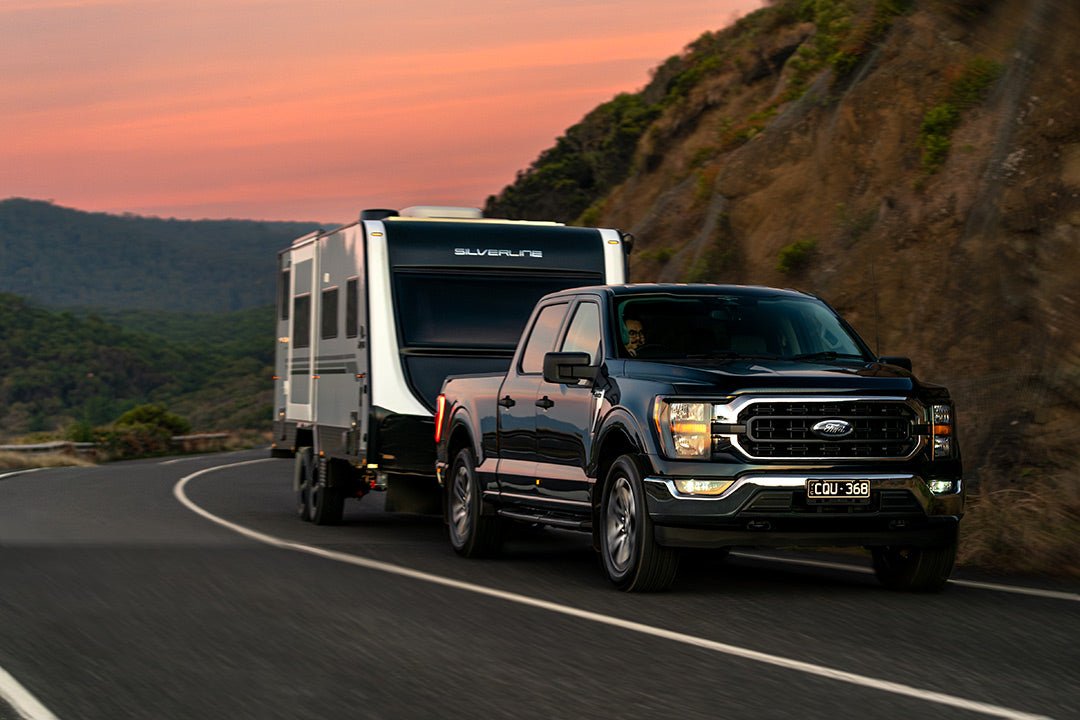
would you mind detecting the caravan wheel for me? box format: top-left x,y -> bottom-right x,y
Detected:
294,447 -> 314,521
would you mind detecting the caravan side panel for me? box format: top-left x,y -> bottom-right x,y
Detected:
311,225 -> 369,460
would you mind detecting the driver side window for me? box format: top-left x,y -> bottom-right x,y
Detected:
560,301 -> 601,363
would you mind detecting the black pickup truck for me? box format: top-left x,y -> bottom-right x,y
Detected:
434,284 -> 963,592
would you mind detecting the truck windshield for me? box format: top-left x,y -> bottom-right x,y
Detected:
614,293 -> 868,361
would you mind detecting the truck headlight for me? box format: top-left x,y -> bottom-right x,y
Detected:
654,400 -> 712,459
931,404 -> 953,459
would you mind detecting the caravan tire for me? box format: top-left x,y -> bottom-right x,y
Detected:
309,459 -> 346,526
295,447 -> 314,521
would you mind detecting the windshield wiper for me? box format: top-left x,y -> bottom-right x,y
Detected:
686,351 -> 778,360
791,351 -> 865,362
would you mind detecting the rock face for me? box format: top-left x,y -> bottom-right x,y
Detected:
493,0 -> 1080,502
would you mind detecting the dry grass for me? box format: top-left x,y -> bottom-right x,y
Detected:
0,451 -> 95,470
958,474 -> 1080,578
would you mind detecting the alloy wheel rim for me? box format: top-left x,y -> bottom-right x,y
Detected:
605,475 -> 636,572
451,465 -> 472,542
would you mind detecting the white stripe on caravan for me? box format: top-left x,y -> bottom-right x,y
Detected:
599,228 -> 626,284
175,459 -> 1051,720
363,220 -> 432,417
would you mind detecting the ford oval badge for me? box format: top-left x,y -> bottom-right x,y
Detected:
812,419 -> 854,439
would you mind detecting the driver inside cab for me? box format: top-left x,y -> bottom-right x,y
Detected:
625,317 -> 646,357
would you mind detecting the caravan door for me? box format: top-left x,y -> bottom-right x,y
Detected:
286,241 -> 318,422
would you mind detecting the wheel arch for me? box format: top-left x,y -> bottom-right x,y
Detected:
590,422 -> 647,551
443,419 -> 478,521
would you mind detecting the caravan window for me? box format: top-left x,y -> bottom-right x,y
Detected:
321,287 -> 339,339
280,270 -> 290,321
393,270 -> 601,349
346,277 -> 359,339
293,294 -> 311,349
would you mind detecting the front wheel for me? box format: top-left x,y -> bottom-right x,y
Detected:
871,534 -> 957,592
447,448 -> 501,557
600,455 -> 678,592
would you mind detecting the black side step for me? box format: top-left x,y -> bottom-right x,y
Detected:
497,509 -> 592,533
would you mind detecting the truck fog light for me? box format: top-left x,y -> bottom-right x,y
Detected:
933,436 -> 951,458
928,479 -> 956,495
674,479 -> 733,496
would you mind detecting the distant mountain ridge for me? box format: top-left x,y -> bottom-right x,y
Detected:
0,198 -> 319,313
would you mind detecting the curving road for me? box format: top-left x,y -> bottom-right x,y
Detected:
0,450 -> 1076,719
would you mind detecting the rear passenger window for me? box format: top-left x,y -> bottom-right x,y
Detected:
560,302 -> 601,364
519,303 -> 568,374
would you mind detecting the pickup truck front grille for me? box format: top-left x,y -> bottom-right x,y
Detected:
730,400 -> 919,461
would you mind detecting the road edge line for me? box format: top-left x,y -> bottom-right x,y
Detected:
0,666 -> 60,720
731,552 -> 1080,603
175,459 -> 1053,720
0,468 -> 48,482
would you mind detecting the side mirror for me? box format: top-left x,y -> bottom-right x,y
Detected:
543,352 -> 595,385
878,356 -> 913,372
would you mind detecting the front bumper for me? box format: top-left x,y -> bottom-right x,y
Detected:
644,472 -> 963,549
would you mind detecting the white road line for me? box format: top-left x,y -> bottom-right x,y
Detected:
731,552 -> 1080,603
0,666 -> 59,720
175,459 -> 1053,720
159,456 -> 205,465
0,468 -> 47,482
160,450 -> 250,466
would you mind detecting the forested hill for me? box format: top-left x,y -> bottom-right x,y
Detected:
0,293 -> 274,435
0,198 -> 319,312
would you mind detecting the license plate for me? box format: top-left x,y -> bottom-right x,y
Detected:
806,479 -> 871,502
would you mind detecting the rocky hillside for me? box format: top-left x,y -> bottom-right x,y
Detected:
487,0 -> 1079,572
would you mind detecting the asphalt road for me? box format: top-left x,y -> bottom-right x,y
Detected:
0,450 -> 1076,719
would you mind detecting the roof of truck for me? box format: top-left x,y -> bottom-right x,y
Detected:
548,283 -> 815,299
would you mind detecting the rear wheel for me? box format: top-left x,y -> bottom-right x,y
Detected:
448,448 -> 501,557
309,458 -> 345,526
872,534 -> 957,592
294,447 -> 314,521
600,455 -> 678,592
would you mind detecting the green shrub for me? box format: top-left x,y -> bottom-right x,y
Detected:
951,57 -> 1003,108
639,247 -> 675,264
777,239 -> 817,275
918,57 -> 1002,173
115,403 -> 191,435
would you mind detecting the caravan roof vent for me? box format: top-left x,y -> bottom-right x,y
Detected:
399,206 -> 483,219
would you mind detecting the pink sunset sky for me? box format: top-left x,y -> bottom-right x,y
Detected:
1,0 -> 762,224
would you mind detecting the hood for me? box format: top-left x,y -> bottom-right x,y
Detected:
622,358 -> 922,395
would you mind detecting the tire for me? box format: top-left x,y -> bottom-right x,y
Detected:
447,448 -> 501,557
308,458 -> 346,526
294,447 -> 314,521
599,455 -> 679,592
871,534 -> 957,592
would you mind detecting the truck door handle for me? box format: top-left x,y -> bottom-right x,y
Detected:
498,395 -> 516,408
535,396 -> 555,409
